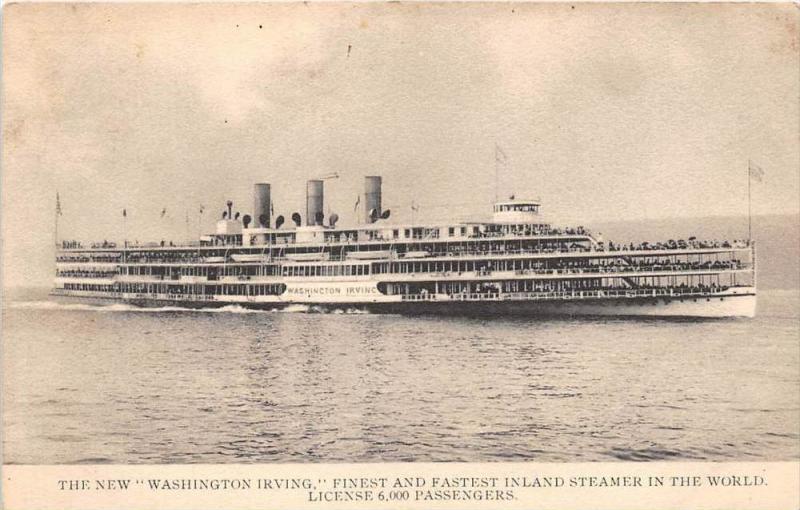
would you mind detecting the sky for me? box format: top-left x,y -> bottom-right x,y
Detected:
2,3 -> 799,288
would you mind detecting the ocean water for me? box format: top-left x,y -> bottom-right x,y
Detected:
2,289 -> 798,464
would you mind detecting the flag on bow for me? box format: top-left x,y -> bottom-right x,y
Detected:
495,143 -> 508,164
749,161 -> 765,183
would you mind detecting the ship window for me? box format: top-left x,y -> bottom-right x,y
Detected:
448,227 -> 455,236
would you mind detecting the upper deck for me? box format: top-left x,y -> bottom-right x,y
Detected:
53,175 -> 753,267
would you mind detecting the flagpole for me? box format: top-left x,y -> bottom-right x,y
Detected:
197,207 -> 201,255
54,206 -> 58,272
494,145 -> 499,203
122,209 -> 127,264
747,159 -> 752,242
54,192 -> 60,275
54,193 -> 60,249
197,206 -> 204,254
124,213 -> 127,248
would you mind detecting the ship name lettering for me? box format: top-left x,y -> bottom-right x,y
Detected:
346,286 -> 377,295
287,286 -> 342,295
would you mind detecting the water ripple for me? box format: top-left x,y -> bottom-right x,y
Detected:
3,291 -> 799,463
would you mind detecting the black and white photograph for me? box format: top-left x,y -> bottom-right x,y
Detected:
2,2 -> 798,508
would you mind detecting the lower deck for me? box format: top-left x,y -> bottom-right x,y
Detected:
51,285 -> 757,318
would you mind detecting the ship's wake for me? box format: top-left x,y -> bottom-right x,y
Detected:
5,300 -> 370,315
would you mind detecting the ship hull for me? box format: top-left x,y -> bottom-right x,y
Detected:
51,291 -> 756,318
366,293 -> 757,318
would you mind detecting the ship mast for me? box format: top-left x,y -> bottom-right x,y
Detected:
54,192 -> 61,275
747,160 -> 765,242
495,143 -> 508,203
748,159 -> 752,241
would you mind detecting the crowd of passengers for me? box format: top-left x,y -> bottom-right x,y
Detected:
408,238 -> 746,258
603,239 -> 749,251
511,259 -> 742,275
437,281 -> 730,297
476,226 -> 588,238
57,270 -> 117,278
58,250 -> 237,264
58,233 -> 749,265
125,252 -> 210,263
88,240 -> 117,249
56,254 -> 120,263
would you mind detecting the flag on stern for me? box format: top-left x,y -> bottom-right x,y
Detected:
749,161 -> 765,182
495,143 -> 508,164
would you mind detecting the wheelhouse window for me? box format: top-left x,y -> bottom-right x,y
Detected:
494,203 -> 539,213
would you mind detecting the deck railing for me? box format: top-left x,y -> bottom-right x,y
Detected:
56,244 -> 753,266
399,286 -> 746,302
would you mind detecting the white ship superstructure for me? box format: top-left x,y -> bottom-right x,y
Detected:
53,177 -> 757,317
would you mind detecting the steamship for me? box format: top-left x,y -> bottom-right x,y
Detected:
52,176 -> 757,317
